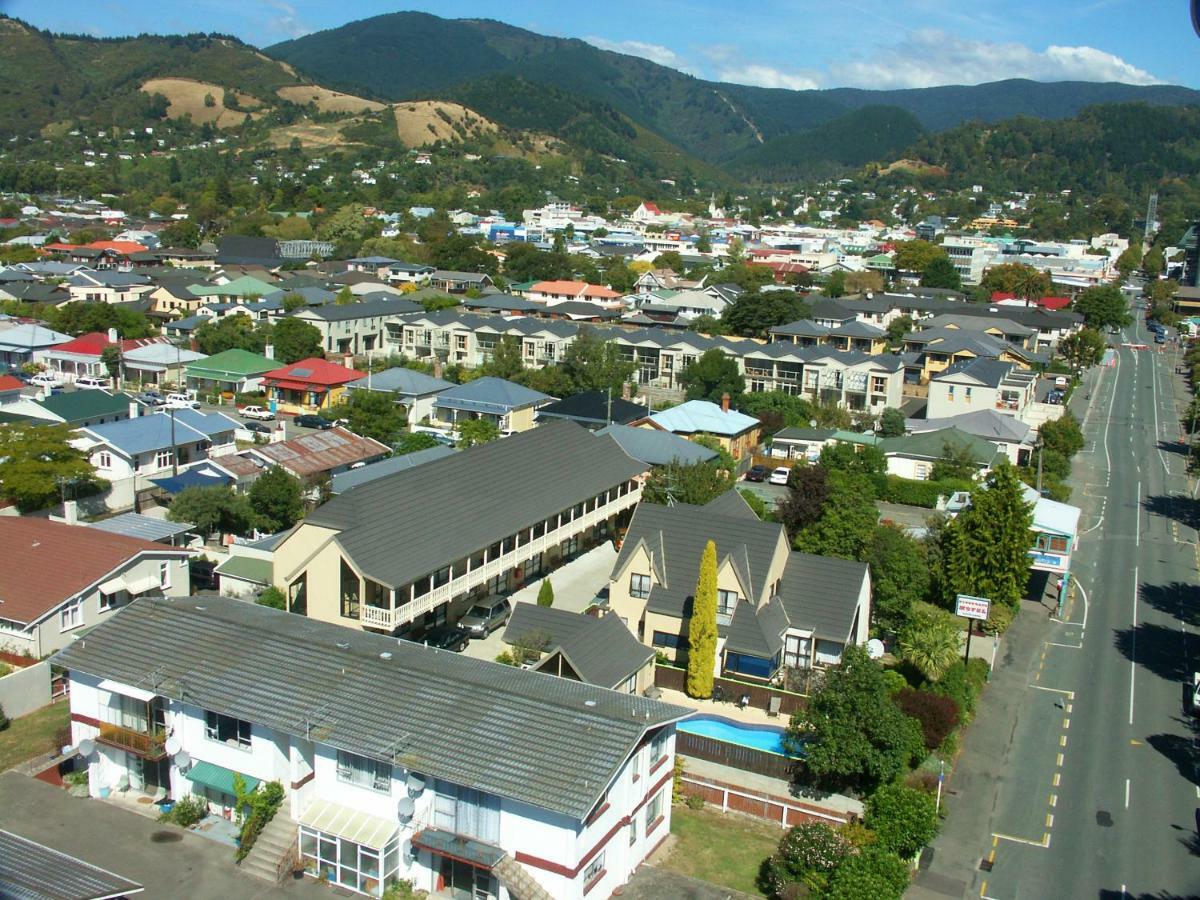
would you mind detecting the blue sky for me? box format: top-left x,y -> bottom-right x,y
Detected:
7,0 -> 1197,89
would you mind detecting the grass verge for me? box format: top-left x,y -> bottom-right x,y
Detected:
659,804 -> 781,897
0,701 -> 70,772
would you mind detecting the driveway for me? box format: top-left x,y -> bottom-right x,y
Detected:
737,481 -> 789,507
0,773 -> 328,899
460,543 -> 618,662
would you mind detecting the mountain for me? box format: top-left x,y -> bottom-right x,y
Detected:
267,11 -> 1200,167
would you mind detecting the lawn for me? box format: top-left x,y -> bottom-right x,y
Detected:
659,804 -> 782,897
0,701 -> 70,772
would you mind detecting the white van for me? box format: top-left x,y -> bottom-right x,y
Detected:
74,375 -> 110,389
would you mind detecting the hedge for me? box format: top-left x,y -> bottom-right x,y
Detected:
870,474 -> 975,508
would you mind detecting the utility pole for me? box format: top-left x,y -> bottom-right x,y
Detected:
1036,436 -> 1044,495
606,387 -> 612,425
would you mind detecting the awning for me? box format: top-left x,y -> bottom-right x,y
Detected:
149,467 -> 233,496
98,678 -> 155,703
268,380 -> 327,392
299,798 -> 397,850
98,576 -> 127,595
126,573 -> 162,595
186,761 -> 260,797
411,828 -> 505,869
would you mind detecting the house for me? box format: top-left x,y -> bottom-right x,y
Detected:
901,327 -> 1036,385
0,374 -> 23,405
636,398 -> 761,460
1021,482 -> 1081,608
769,427 -> 838,462
347,367 -> 454,427
213,533 -> 282,599
21,389 -> 139,428
42,332 -> 169,384
345,256 -> 400,277
432,377 -> 554,435
66,271 -> 153,305
291,296 -> 423,358
246,428 -> 390,482
86,512 -> 197,548
502,604 -> 655,694
75,409 -> 240,483
906,408 -> 1034,466
188,275 -> 278,303
261,357 -> 366,414
183,348 -> 278,397
215,235 -> 282,268
877,427 -> 1003,481
385,261 -> 436,285
54,596 -> 689,900
0,323 -> 71,368
0,516 -> 189,657
926,358 -> 1039,421
460,293 -> 542,316
430,270 -> 494,293
147,277 -> 210,317
119,344 -> 208,388
536,390 -> 647,430
272,421 -> 647,637
608,492 -> 871,680
594,424 -> 719,467
330,445 -> 456,495
527,281 -> 621,307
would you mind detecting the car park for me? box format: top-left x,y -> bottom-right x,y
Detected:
239,405 -> 274,420
457,597 -> 511,635
744,464 -> 768,482
768,466 -> 791,485
292,414 -> 333,430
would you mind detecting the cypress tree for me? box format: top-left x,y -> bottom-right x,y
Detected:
536,579 -> 554,607
687,540 -> 718,698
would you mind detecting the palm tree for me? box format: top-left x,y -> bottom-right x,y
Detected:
1014,266 -> 1049,305
898,602 -> 962,682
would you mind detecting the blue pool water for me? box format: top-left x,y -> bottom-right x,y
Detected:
677,714 -> 795,756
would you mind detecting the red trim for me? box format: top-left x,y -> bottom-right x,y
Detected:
515,767 -> 674,879
585,802 -> 610,827
645,815 -> 664,837
582,868 -> 608,896
71,713 -> 103,729
648,754 -> 668,775
290,770 -> 315,791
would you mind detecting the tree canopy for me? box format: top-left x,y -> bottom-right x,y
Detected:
560,326 -> 636,396
792,470 -> 879,561
332,389 -> 406,446
270,318 -> 324,364
643,460 -> 731,506
720,290 -> 811,339
247,465 -> 304,533
0,423 -> 98,512
678,348 -> 745,404
1073,284 -> 1131,331
194,313 -> 266,356
168,485 -> 256,538
687,540 -> 718,698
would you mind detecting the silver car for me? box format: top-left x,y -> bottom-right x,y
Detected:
457,597 -> 511,635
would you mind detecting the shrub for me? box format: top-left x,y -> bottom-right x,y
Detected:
256,586 -> 286,610
0,662 -> 10,678
864,783 -> 939,859
0,702 -> 8,732
982,602 -> 1015,635
825,846 -> 911,899
894,688 -> 961,750
762,822 -> 851,898
672,756 -> 685,802
873,475 -> 975,508
882,670 -> 907,695
494,651 -> 517,666
160,793 -> 208,828
536,579 -> 554,607
928,659 -> 988,723
234,778 -> 285,861
685,793 -> 705,810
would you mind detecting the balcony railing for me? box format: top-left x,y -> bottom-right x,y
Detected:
96,723 -> 167,759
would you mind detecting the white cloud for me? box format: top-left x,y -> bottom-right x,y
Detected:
717,64 -> 821,92
263,0 -> 311,41
584,37 -> 699,75
830,29 -> 1161,89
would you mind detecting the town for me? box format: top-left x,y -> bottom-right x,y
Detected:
0,7 -> 1197,900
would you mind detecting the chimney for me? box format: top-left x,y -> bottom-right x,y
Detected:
189,336 -> 199,353
343,353 -> 355,369
432,357 -> 443,380
721,392 -> 731,413
129,401 -> 140,419
106,327 -> 119,343
264,343 -> 275,360
62,499 -> 78,526
621,381 -> 632,401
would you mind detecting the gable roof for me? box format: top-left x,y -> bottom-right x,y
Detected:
779,553 -> 868,642
82,409 -> 238,457
933,357 -> 1016,388
0,517 -> 185,625
184,348 -> 277,379
537,390 -> 647,427
52,596 -> 689,820
330,445 -> 457,494
262,357 -> 366,388
503,605 -> 653,690
646,400 -> 759,437
907,408 -> 1033,444
36,390 -> 134,424
0,323 -> 71,351
293,296 -> 422,322
303,420 -> 646,589
594,424 -> 718,467
250,427 -> 389,478
347,367 -> 454,397
879,427 -> 1004,466
433,376 -> 553,415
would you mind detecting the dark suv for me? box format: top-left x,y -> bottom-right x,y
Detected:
744,464 -> 768,482
407,625 -> 469,652
293,414 -> 333,430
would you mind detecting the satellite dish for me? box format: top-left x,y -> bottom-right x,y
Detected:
866,639 -> 885,660
165,736 -> 181,756
396,796 -> 415,821
406,773 -> 426,796
77,739 -> 95,758
174,750 -> 191,771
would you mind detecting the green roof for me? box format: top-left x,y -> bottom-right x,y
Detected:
186,760 -> 260,797
0,411 -> 35,424
185,348 -> 277,380
831,430 -> 881,446
37,390 -> 134,424
189,276 -> 276,298
214,556 -> 273,585
508,280 -> 537,292
879,427 -> 1002,465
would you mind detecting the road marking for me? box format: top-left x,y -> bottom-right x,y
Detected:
1130,564 -> 1138,726
1030,685 -> 1075,698
1050,793 -> 1057,807
1056,752 -> 1064,767
1081,514 -> 1104,536
1130,739 -> 1142,746
1150,339 -> 1170,475
1135,480 -> 1141,547
1046,813 -> 1054,828
1046,641 -> 1082,649
1053,772 -> 1061,787
1125,778 -> 1130,808
1059,735 -> 1068,747
1066,704 -> 1073,714
1063,718 -> 1070,729
993,831 -> 1051,848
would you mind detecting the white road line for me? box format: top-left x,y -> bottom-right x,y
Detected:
1081,515 -> 1104,536
1130,565 -> 1138,726
1135,480 -> 1141,548
1125,778 -> 1130,808
1101,350 -> 1120,474
1075,580 -> 1090,631
1151,345 -> 1170,475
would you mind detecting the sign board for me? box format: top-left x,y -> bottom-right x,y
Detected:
955,594 -> 991,621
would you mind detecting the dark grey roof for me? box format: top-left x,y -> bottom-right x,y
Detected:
773,427 -> 837,442
348,367 -> 454,397
330,445 -> 456,494
295,296 -> 422,322
537,391 -> 647,427
503,605 -> 653,690
216,235 -> 280,266
769,319 -> 830,338
433,377 -> 552,415
462,294 -> 541,313
703,489 -> 759,520
51,597 -> 689,820
933,357 -> 1015,388
906,408 -> 1033,444
305,420 -> 647,588
595,424 -> 718,467
831,320 -> 886,339
86,513 -> 193,543
779,552 -> 868,642
542,301 -> 621,319
807,298 -> 856,322
0,829 -> 143,900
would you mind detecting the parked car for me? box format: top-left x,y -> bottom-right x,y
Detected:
239,405 -> 275,421
292,414 -> 333,430
138,391 -> 165,407
457,597 -> 511,636
408,625 -> 470,653
244,421 -> 274,435
164,393 -> 200,410
744,464 -> 768,483
1046,389 -> 1064,405
30,371 -> 62,388
768,467 -> 791,485
74,375 -> 110,389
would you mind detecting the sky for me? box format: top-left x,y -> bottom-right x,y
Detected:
5,0 -> 1197,90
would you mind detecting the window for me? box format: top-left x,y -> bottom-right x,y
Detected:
159,561 -> 171,590
340,559 -> 360,619
59,598 -> 83,631
650,729 -> 668,762
717,590 -> 738,626
964,387 -> 973,402
97,451 -> 112,469
154,449 -> 173,470
946,385 -> 955,401
433,781 -> 500,842
629,574 -> 651,600
336,750 -> 392,792
205,711 -> 251,749
583,852 -> 606,884
652,631 -> 685,649
644,791 -> 664,831
289,573 -> 308,616
99,589 -> 119,611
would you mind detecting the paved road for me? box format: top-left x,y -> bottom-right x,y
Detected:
934,309 -> 1200,899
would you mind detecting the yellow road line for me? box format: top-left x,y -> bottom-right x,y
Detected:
1053,772 -> 1061,787
1063,718 -> 1071,729
1057,753 -> 1065,766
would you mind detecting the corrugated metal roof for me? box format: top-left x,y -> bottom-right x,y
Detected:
648,401 -> 760,437
304,421 -> 646,589
0,829 -> 143,900
595,424 -> 718,467
87,513 -> 193,543
51,597 -> 690,820
251,427 -> 389,478
433,377 -> 553,415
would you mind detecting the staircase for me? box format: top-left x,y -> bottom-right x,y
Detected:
239,810 -> 299,885
493,854 -> 555,900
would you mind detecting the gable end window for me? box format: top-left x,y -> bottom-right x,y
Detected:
629,573 -> 651,600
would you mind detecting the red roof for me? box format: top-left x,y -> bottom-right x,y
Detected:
263,357 -> 365,388
0,517 -> 185,624
0,375 -> 25,392
642,202 -> 662,214
84,240 -> 147,254
991,292 -> 1017,301
1038,296 -> 1071,310
48,333 -> 167,357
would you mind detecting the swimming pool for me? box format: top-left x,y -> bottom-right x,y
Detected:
677,714 -> 797,756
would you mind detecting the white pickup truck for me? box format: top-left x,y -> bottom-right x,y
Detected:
239,405 -> 275,421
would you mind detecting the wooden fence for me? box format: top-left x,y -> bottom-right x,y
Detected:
654,665 -> 809,717
676,731 -> 796,781
679,773 -> 856,829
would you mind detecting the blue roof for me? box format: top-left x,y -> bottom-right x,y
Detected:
84,409 -> 238,456
348,367 -> 454,397
148,464 -> 234,495
433,377 -> 553,415
596,424 -> 719,467
647,400 -> 759,437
